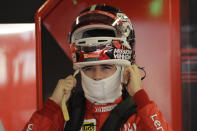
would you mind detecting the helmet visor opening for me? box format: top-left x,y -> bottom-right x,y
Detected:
82,29 -> 115,38
71,24 -> 118,43
71,13 -> 124,40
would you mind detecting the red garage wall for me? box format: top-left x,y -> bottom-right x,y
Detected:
0,24 -> 37,131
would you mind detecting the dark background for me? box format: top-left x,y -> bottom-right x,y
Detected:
180,0 -> 197,131
0,0 -> 197,130
0,0 -> 44,23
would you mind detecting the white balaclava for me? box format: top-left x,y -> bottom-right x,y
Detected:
80,66 -> 122,104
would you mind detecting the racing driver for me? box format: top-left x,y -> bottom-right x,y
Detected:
24,4 -> 172,131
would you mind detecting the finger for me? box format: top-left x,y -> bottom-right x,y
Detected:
124,65 -> 142,85
64,79 -> 73,86
63,87 -> 72,94
64,92 -> 71,101
128,65 -> 139,78
64,75 -> 73,81
123,66 -> 134,78
65,75 -> 77,86
123,67 -> 131,84
123,67 -> 130,82
63,77 -> 76,93
133,64 -> 141,75
57,79 -> 67,89
63,82 -> 74,92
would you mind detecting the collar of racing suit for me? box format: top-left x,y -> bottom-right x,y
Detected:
85,96 -> 122,113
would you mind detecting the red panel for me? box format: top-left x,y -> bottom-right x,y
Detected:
0,24 -> 37,130
35,0 -> 182,130
169,0 -> 182,130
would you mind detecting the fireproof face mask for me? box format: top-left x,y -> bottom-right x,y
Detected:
81,66 -> 122,104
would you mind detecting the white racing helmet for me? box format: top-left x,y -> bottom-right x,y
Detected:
69,4 -> 136,70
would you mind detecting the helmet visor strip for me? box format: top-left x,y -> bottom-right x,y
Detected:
75,37 -> 114,52
71,37 -> 132,63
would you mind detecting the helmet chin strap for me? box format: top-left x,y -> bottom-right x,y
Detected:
137,66 -> 146,80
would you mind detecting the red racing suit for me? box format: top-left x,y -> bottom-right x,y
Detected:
23,89 -> 172,131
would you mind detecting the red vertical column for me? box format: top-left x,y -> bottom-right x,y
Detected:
169,0 -> 182,130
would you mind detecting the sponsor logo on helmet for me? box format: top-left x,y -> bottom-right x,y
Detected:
113,49 -> 132,60
84,53 -> 100,58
